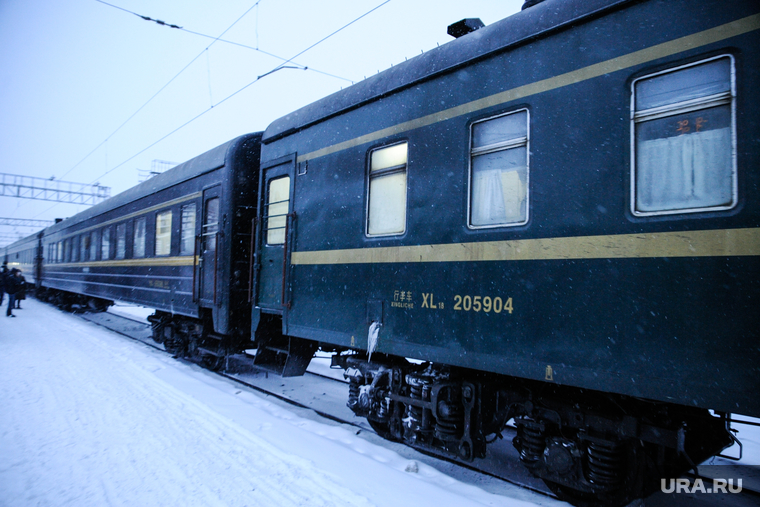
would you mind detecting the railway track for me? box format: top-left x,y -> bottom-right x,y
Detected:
78,306 -> 759,507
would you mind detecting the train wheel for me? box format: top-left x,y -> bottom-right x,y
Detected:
164,336 -> 187,357
367,418 -> 398,441
544,442 -> 647,507
201,353 -> 225,371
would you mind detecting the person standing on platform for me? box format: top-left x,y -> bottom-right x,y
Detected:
0,262 -> 8,306
15,270 -> 26,309
5,268 -> 20,317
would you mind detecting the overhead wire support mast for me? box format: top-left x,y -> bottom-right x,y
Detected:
0,173 -> 111,205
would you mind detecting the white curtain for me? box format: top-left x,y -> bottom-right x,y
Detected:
636,127 -> 731,212
471,167 -> 525,226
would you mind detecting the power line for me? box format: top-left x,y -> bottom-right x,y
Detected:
33,0 -> 390,219
94,0 -> 183,29
57,0 -> 264,183
95,0 -> 353,83
61,0 -> 351,182
84,0 -> 391,186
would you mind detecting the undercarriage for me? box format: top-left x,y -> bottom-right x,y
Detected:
148,310 -> 228,370
335,353 -> 734,506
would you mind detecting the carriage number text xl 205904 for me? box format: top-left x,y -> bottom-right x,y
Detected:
453,295 -> 513,314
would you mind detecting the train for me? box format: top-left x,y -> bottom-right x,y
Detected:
4,0 -> 759,504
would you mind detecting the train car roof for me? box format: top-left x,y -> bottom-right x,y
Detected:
4,230 -> 41,252
45,133 -> 260,234
263,0 -> 630,143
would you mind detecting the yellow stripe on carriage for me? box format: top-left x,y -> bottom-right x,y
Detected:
290,228 -> 760,265
49,256 -> 197,269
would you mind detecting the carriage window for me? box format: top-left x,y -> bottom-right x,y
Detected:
367,142 -> 407,236
90,230 -> 98,260
116,223 -> 126,259
101,227 -> 111,260
632,56 -> 735,215
266,177 -> 290,245
469,110 -> 529,228
57,241 -> 63,263
155,210 -> 172,256
72,236 -> 80,262
180,204 -> 196,255
82,233 -> 91,261
134,217 -> 146,258
83,233 -> 91,261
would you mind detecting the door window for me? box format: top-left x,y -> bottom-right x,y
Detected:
204,198 -> 220,252
266,177 -> 290,245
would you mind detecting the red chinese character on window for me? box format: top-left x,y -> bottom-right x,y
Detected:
676,119 -> 690,135
695,117 -> 708,132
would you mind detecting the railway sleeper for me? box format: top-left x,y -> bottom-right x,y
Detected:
337,353 -> 734,506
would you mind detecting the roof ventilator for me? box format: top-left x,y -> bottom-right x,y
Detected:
447,18 -> 485,38
522,0 -> 547,9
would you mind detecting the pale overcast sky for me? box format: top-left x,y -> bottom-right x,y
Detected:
0,0 -> 523,243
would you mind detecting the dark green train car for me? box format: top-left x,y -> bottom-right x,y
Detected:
255,0 -> 760,503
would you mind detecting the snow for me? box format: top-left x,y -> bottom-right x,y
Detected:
1,299 -> 757,506
107,302 -> 154,323
0,299 -> 550,507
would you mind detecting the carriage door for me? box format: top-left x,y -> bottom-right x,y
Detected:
199,186 -> 221,306
257,162 -> 294,311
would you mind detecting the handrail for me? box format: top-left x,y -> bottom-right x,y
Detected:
213,232 -> 219,306
281,212 -> 296,309
191,235 -> 199,302
248,217 -> 256,303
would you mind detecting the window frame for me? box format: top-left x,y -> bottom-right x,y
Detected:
101,227 -> 111,260
365,141 -> 409,238
154,209 -> 173,256
467,108 -> 530,230
179,203 -> 197,256
89,229 -> 98,261
630,54 -> 737,217
133,216 -> 147,258
72,236 -> 80,263
115,223 -> 126,260
265,179 -> 289,246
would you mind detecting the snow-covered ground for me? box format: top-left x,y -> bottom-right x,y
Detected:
0,299 -> 553,507
1,298 -> 757,506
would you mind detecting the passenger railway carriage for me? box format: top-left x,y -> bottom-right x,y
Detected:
255,0 -> 759,503
33,134 -> 261,363
5,0 -> 759,504
2,231 -> 42,285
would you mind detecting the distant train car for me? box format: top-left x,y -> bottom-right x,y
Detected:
37,133 -> 261,365
257,0 -> 759,503
2,231 -> 42,286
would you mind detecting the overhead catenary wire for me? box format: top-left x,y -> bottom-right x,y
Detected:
57,0 -> 353,183
95,0 -> 353,82
55,0 -> 264,184
33,0 -> 390,219
85,0 -> 391,186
